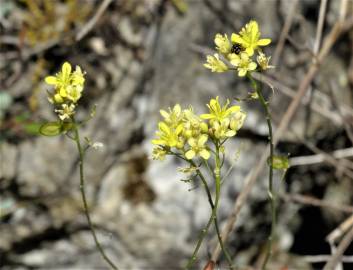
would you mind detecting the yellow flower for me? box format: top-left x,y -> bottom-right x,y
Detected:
151,122 -> 184,148
160,104 -> 184,128
204,54 -> 228,72
212,118 -> 236,140
55,103 -> 76,120
45,62 -> 85,104
185,134 -> 210,160
257,51 -> 274,70
183,107 -> 208,139
71,66 -> 85,85
231,20 -> 271,56
230,52 -> 257,77
45,62 -> 72,96
66,85 -> 83,103
214,33 -> 231,55
230,111 -> 246,132
201,96 -> 240,122
152,146 -> 167,161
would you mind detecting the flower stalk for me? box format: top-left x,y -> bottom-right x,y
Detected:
247,73 -> 276,270
72,119 -> 118,270
184,152 -> 234,270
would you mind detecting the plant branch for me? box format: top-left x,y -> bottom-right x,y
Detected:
185,146 -> 233,269
200,160 -> 234,269
248,73 -> 275,270
72,119 -> 118,270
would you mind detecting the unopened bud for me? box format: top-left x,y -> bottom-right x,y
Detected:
200,122 -> 208,133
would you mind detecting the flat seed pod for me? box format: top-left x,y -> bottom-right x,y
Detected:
39,122 -> 63,136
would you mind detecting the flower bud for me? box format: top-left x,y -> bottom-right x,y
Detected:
184,130 -> 193,139
200,122 -> 208,133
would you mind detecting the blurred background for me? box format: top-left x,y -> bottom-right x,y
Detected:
1,0 -> 353,269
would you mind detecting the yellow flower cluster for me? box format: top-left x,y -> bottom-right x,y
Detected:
204,20 -> 273,76
152,97 -> 246,161
45,62 -> 85,120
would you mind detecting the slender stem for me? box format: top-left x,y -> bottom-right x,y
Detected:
184,167 -> 216,268
202,159 -> 234,269
248,74 -> 276,270
174,151 -> 233,268
185,147 -> 229,269
72,119 -> 118,270
203,158 -> 215,179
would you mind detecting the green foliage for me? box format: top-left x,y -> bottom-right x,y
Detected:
268,155 -> 290,170
39,121 -> 63,136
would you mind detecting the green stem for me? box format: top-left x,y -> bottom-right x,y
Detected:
248,74 -> 276,270
184,144 -> 233,269
72,119 -> 118,270
202,159 -> 234,269
184,168 -> 217,268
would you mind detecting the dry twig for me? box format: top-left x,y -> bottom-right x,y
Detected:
304,255 -> 353,263
76,0 -> 113,41
289,147 -> 353,168
327,215 -> 353,244
323,225 -> 353,270
272,0 -> 299,66
313,0 -> 328,56
280,193 -> 353,214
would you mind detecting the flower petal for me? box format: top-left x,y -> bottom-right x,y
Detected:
188,138 -> 197,147
160,109 -> 169,119
198,134 -> 208,146
158,122 -> 170,134
200,149 -> 210,160
175,124 -> 184,135
225,130 -> 236,137
248,20 -> 259,41
59,87 -> 67,97
231,33 -> 243,44
62,62 -> 72,76
238,68 -> 247,77
185,150 -> 195,160
249,62 -> 257,71
173,104 -> 181,114
200,114 -> 214,120
230,58 -> 240,67
257,38 -> 271,46
45,76 -> 58,85
228,53 -> 240,62
245,47 -> 254,56
151,139 -> 165,145
226,105 -> 240,114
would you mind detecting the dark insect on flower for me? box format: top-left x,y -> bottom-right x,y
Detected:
231,43 -> 244,54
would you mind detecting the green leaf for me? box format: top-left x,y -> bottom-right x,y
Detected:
39,122 -> 63,136
23,122 -> 41,135
268,155 -> 290,170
